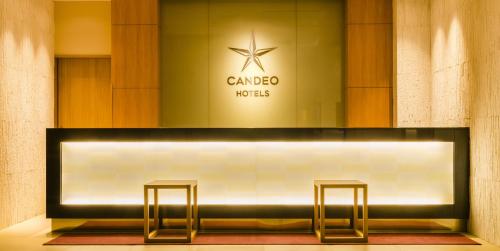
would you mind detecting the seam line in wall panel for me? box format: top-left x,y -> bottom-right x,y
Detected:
208,0 -> 211,128
111,66 -> 114,128
112,88 -> 160,90
347,22 -> 393,25
112,24 -> 158,26
346,86 -> 393,88
345,0 -> 349,127
55,56 -> 111,59
295,0 -> 298,127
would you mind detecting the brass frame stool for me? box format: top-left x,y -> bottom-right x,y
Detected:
314,180 -> 368,243
144,180 -> 198,243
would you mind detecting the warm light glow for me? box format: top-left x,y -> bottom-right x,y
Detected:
61,141 -> 454,206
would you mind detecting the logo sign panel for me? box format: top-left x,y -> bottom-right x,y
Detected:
226,31 -> 279,98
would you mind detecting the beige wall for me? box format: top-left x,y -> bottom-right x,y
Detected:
396,0 -> 470,128
55,1 -> 111,56
466,0 -> 500,246
394,0 -> 431,127
430,0 -> 470,127
396,0 -> 500,245
0,0 -> 54,229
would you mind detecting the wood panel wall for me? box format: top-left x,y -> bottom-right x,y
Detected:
58,0 -> 392,128
111,0 -> 159,127
346,0 -> 393,127
57,58 -> 112,128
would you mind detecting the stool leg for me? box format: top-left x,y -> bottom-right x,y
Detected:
320,186 -> 325,242
154,188 -> 159,231
314,185 -> 318,232
144,187 -> 149,241
353,187 -> 358,233
363,186 -> 368,239
194,185 -> 198,231
186,186 -> 192,242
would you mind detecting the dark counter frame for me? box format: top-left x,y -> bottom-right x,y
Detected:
46,128 -> 469,219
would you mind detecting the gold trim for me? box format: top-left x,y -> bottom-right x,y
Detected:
50,218 -> 465,233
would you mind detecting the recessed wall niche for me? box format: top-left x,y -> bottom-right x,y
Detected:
160,0 -> 345,128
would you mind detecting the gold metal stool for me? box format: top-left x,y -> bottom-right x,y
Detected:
143,180 -> 198,243
314,180 -> 368,243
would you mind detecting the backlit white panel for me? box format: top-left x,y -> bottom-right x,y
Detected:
61,142 -> 454,205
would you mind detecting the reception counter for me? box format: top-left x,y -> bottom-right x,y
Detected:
46,128 -> 469,219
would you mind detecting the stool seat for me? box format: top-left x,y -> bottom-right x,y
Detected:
314,180 -> 367,187
145,180 -> 197,187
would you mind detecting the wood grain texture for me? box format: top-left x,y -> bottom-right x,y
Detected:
111,24 -> 159,89
57,58 -> 112,128
112,89 -> 159,128
111,0 -> 159,127
111,0 -> 158,25
347,0 -> 392,24
346,88 -> 391,127
55,1 -> 111,56
347,24 -> 392,87
346,0 -> 393,127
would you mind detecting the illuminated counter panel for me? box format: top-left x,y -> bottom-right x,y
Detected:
61,142 -> 453,206
46,128 -> 469,219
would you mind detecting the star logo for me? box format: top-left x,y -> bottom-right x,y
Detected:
229,31 -> 277,72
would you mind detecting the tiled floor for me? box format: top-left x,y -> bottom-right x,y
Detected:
0,215 -> 499,251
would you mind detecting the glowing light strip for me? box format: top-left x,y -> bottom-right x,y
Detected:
61,141 -> 454,206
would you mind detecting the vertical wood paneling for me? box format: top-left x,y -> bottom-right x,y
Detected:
111,25 -> 158,89
346,0 -> 393,127
347,88 -> 391,127
112,89 -> 159,127
55,1 -> 111,56
347,24 -> 392,87
111,0 -> 158,25
57,58 -> 112,128
111,0 -> 159,127
347,0 -> 392,24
